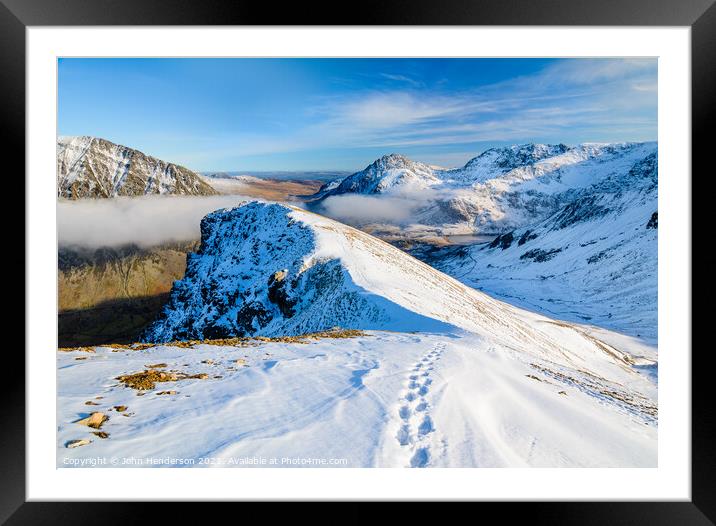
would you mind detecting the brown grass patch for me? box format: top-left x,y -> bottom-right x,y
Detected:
58,346 -> 95,353
60,328 -> 367,353
116,369 -> 209,390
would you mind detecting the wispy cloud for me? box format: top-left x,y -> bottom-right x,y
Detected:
379,73 -> 425,88
169,59 -> 657,169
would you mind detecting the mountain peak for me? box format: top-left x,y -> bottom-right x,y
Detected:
313,153 -> 439,198
373,153 -> 413,167
465,143 -> 571,170
56,136 -> 217,199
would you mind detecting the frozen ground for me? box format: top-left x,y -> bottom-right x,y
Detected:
58,329 -> 656,468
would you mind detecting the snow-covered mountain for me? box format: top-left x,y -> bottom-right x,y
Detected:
416,150 -> 658,342
320,153 -> 441,196
311,142 -> 657,235
442,143 -> 571,185
57,136 -> 217,199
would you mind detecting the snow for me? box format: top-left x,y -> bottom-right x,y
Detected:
420,147 -> 658,343
58,330 -> 656,468
312,142 -> 657,236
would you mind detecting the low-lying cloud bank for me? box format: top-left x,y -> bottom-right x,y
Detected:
314,183 -> 450,227
317,193 -> 422,225
58,195 -> 260,248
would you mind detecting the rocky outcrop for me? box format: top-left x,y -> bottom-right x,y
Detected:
142,201 -> 591,346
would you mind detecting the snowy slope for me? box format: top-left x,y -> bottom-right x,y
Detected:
57,136 -> 217,198
418,150 -> 658,342
57,329 -> 656,468
59,201 -> 657,468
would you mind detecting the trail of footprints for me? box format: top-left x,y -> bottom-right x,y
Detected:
396,342 -> 446,467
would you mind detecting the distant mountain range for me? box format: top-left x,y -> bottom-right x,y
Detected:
203,170 -> 350,182
312,142 -> 657,235
57,136 -> 217,198
309,143 -> 658,340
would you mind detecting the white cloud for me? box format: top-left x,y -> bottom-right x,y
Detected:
166,58 -> 658,167
58,195 -> 259,248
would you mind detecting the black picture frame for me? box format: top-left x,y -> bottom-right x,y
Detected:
5,0 -> 714,520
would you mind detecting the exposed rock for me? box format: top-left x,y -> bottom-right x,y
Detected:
489,232 -> 514,250
267,270 -> 297,317
75,412 -> 108,429
646,212 -> 658,229
520,248 -> 563,263
518,230 -> 538,246
550,196 -> 610,230
66,439 -> 91,448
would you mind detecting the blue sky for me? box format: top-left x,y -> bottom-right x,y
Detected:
58,58 -> 657,172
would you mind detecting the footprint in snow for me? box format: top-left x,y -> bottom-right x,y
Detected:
399,406 -> 411,420
410,447 -> 430,468
393,343 -> 445,468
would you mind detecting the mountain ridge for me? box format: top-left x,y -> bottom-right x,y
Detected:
142,202 -> 651,376
57,136 -> 217,199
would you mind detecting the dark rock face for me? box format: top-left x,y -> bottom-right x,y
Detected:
550,196 -> 610,230
520,247 -> 563,262
518,230 -> 538,246
646,212 -> 658,229
267,271 -> 297,318
628,152 -> 658,186
489,232 -> 515,250
235,302 -> 272,336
